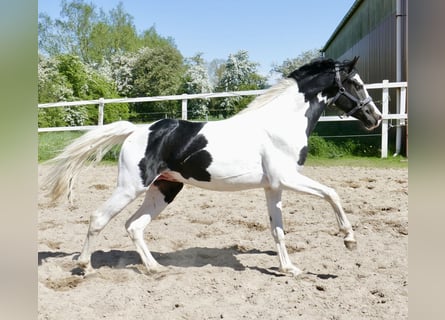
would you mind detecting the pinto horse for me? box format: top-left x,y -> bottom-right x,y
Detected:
44,57 -> 382,276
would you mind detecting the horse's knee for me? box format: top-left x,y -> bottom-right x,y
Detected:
88,212 -> 108,235
125,217 -> 148,241
125,222 -> 139,239
270,226 -> 285,243
324,186 -> 340,203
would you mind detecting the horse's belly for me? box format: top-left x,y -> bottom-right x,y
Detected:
160,168 -> 267,191
204,170 -> 267,191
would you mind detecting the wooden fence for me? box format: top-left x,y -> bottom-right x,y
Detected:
38,80 -> 407,158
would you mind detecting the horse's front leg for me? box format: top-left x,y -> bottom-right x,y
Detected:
264,188 -> 302,276
281,172 -> 357,250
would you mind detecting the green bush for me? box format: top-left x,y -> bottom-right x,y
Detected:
38,54 -> 129,127
308,135 -> 380,158
308,134 -> 344,158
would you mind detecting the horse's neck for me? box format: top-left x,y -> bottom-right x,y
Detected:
235,86 -> 328,143
242,82 -> 327,122
241,82 -> 304,118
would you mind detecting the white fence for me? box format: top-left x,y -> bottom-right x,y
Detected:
38,80 -> 407,158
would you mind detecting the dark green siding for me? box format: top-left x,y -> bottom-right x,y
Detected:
324,0 -> 395,61
320,0 -> 407,156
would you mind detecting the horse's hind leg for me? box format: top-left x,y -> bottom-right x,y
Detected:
125,180 -> 183,273
265,188 -> 303,276
77,186 -> 142,270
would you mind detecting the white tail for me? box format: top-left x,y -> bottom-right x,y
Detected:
44,121 -> 137,203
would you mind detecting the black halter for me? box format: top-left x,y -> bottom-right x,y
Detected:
329,65 -> 373,117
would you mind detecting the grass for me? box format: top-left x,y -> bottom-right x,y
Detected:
38,130 -> 121,164
38,131 -> 408,168
38,131 -> 84,162
306,154 -> 408,168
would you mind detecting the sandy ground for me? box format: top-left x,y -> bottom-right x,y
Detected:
38,164 -> 407,320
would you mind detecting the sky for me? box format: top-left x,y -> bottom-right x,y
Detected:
38,0 -> 356,81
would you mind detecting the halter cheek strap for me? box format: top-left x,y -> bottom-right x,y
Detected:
329,65 -> 373,117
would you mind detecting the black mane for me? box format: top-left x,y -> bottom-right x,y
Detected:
287,58 -> 357,100
287,58 -> 335,100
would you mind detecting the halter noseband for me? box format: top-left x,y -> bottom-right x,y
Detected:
329,65 -> 373,117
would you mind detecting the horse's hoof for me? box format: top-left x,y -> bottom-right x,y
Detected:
344,239 -> 357,250
280,265 -> 303,277
76,259 -> 91,269
145,264 -> 169,275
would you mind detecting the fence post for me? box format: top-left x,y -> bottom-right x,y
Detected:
400,86 -> 406,125
381,80 -> 389,158
181,95 -> 188,120
98,98 -> 104,126
394,86 -> 407,156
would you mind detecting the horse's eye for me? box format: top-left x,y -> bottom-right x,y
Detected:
352,81 -> 363,90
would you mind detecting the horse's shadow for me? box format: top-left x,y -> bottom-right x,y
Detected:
38,247 -> 337,279
38,246 -> 279,275
91,246 -> 279,274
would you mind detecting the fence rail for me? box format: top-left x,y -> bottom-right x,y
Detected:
38,80 -> 408,158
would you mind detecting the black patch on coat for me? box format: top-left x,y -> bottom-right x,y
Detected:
138,119 -> 212,187
153,180 -> 184,203
305,98 -> 327,137
297,146 -> 308,166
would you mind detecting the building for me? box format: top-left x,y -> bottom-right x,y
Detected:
320,0 -> 408,156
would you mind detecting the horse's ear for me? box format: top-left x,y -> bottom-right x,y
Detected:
352,56 -> 359,66
347,56 -> 359,72
342,56 -> 359,73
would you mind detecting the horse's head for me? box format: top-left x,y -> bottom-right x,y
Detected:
325,57 -> 382,130
288,57 -> 382,130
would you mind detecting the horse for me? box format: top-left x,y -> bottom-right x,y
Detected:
44,57 -> 382,276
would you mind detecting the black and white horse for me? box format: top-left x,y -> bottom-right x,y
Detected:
45,57 -> 382,276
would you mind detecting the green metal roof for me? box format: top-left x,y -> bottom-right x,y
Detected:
322,0 -> 364,52
322,0 -> 396,55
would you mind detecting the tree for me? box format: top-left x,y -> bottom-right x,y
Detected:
139,26 -> 177,50
207,58 -> 226,88
104,52 -> 138,97
38,54 -> 129,127
57,0 -> 98,63
216,50 -> 266,91
38,54 -> 77,127
182,53 -> 213,119
272,48 -> 322,78
38,0 -> 147,65
38,13 -> 62,57
212,50 -> 267,117
107,2 -> 139,54
38,54 -> 74,103
130,46 -> 185,121
87,3 -> 139,64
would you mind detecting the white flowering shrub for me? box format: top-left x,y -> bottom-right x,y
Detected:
183,54 -> 213,119
63,106 -> 88,126
211,50 -> 266,117
108,52 -> 137,97
38,53 -> 129,127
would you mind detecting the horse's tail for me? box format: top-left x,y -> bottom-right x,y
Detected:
43,120 -> 138,203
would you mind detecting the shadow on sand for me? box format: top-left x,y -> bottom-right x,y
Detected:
39,246 -> 277,275
38,246 -> 336,279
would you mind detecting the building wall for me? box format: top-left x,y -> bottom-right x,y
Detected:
324,0 -> 406,82
319,0 -> 407,156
